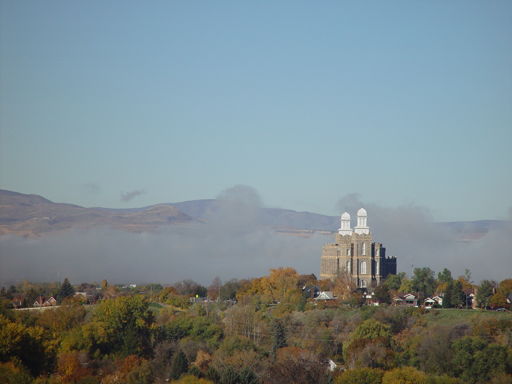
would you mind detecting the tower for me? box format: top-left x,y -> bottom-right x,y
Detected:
354,207 -> 369,235
320,207 -> 396,287
338,211 -> 352,236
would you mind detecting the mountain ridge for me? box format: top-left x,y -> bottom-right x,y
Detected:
0,189 -> 507,238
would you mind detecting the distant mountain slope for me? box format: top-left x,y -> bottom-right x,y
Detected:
1,190 -> 507,238
0,190 -> 196,238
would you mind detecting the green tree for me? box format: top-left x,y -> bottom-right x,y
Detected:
270,318 -> 288,357
475,280 -> 495,308
0,315 -> 56,377
0,362 -> 33,384
220,279 -> 240,301
450,281 -> 465,308
382,366 -> 425,384
336,367 -> 384,384
220,366 -> 240,384
442,282 -> 453,309
385,272 -> 405,291
412,268 -> 437,296
350,319 -> 392,343
398,279 -> 414,293
451,336 -> 511,384
170,349 -> 189,380
88,295 -> 155,358
374,285 -> 391,305
438,268 -> 454,285
205,366 -> 221,383
240,366 -> 259,384
56,278 -> 75,303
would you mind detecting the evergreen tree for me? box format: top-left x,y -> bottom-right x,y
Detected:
240,367 -> 259,384
270,318 -> 287,357
450,280 -> 465,308
56,278 -> 75,303
220,366 -> 240,384
188,365 -> 203,378
442,282 -> 453,308
475,280 -> 495,308
205,366 -> 221,383
169,349 -> 188,380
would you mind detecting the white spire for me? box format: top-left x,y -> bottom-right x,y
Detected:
354,206 -> 369,234
338,210 -> 353,235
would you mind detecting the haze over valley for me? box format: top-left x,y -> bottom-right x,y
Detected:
1,187 -> 510,287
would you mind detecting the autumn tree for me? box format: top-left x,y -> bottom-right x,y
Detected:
0,315 -> 57,377
382,366 -> 425,384
489,293 -> 507,309
86,295 -> 156,358
260,267 -> 299,302
333,269 -> 358,302
208,277 -> 223,301
336,367 -> 384,384
437,268 -> 454,293
497,278 -> 512,297
374,284 -> 391,305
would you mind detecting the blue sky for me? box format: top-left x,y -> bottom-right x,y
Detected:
1,1 -> 511,222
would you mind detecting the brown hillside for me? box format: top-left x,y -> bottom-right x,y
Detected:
0,190 -> 196,238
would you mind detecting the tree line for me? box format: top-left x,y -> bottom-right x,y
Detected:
1,267 -> 511,384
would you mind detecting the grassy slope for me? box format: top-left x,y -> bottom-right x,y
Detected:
423,308 -> 512,327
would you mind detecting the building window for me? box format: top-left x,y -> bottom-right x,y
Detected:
361,261 -> 367,274
347,248 -> 351,256
361,279 -> 366,288
361,243 -> 366,255
346,261 -> 350,273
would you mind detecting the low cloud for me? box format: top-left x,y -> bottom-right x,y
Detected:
0,188 -> 510,287
334,193 -> 512,283
120,190 -> 147,202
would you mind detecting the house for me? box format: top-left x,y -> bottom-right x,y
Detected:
12,295 -> 25,308
463,289 -> 477,309
315,291 -> 335,301
424,296 -> 443,308
33,296 -> 57,307
303,285 -> 321,299
393,293 -> 419,307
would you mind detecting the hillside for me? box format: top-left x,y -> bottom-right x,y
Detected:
0,190 -> 197,238
0,189 -> 507,239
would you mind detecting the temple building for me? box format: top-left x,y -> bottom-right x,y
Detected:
320,207 -> 397,287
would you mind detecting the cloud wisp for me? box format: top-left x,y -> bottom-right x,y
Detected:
120,190 -> 147,202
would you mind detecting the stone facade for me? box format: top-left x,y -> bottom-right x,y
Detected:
320,208 -> 397,287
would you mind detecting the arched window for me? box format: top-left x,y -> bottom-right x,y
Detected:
361,261 -> 367,275
346,261 -> 350,273
361,243 -> 366,255
347,248 -> 351,256
361,279 -> 366,288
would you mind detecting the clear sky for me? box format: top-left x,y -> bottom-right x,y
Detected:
1,1 -> 511,222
